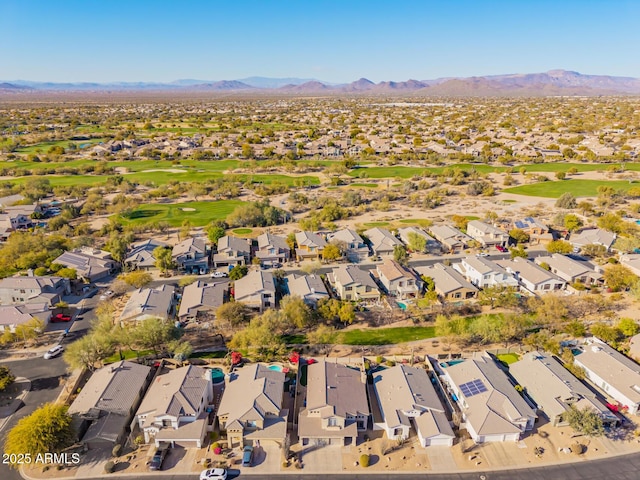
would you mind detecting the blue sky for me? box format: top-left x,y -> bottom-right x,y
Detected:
1,0 -> 639,83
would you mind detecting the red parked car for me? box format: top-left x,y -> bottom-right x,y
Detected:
51,313 -> 72,323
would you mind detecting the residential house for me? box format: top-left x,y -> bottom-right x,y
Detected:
438,354 -> 537,443
364,227 -> 403,257
327,265 -> 381,302
570,228 -> 617,252
496,257 -> 566,294
172,237 -> 210,275
217,364 -> 287,448
135,365 -> 214,447
119,284 -> 176,323
212,235 -> 251,269
376,259 -> 421,300
233,270 -> 276,312
285,273 -> 329,308
68,361 -> 152,449
372,365 -> 455,447
510,217 -> 552,244
178,280 -> 228,321
397,226 -> 438,253
256,232 -> 290,267
295,231 -> 328,261
574,337 -> 640,415
453,256 -> 518,289
620,254 -> 640,277
428,225 -> 472,253
0,303 -> 51,332
415,264 -> 478,302
326,228 -> 369,262
466,221 -> 509,248
510,352 -> 617,427
0,211 -> 32,240
52,247 -> 118,282
0,274 -> 70,307
124,239 -> 168,271
298,360 -> 370,446
534,254 -> 603,286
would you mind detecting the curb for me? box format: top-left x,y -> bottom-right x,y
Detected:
0,377 -> 31,432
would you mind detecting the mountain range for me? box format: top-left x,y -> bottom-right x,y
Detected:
3,70 -> 640,95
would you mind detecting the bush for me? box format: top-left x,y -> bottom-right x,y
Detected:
282,461 -> 290,468
111,445 -> 121,458
360,454 -> 370,468
104,461 -> 115,474
375,356 -> 384,364
212,442 -> 220,449
213,447 -> 222,455
386,360 -> 396,367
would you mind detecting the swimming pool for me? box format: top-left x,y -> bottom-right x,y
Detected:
397,302 -> 408,310
268,365 -> 283,372
439,359 -> 465,368
210,368 -> 225,383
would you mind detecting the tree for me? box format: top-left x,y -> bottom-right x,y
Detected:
229,264 -> 248,281
280,295 -> 312,329
555,171 -> 567,180
338,302 -> 356,325
57,267 -> 77,279
133,317 -> 178,355
216,301 -> 249,327
0,365 -> 15,392
4,403 -> 74,466
317,298 -> 342,323
581,244 -> 607,258
589,322 -> 621,343
306,324 -> 336,353
563,214 -> 583,232
154,246 -> 175,276
322,243 -> 342,261
393,245 -> 408,266
406,232 -> 427,253
207,224 -> 227,245
617,317 -> 639,337
563,405 -> 604,437
14,318 -> 44,344
528,294 -> 568,332
597,213 -> 623,233
509,228 -> 530,244
434,314 -> 468,347
120,270 -> 152,288
64,319 -> 118,371
510,245 -> 528,259
556,192 -> 577,209
478,285 -> 520,309
229,313 -> 285,357
565,319 -> 587,337
451,214 -> 468,231
603,264 -> 637,291
105,232 -> 132,265
546,240 -> 573,254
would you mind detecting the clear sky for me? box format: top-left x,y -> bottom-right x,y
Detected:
1,0 -> 639,83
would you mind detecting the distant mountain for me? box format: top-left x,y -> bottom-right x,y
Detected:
279,81 -> 331,92
238,76 -> 321,88
190,80 -> 254,91
3,71 -> 640,95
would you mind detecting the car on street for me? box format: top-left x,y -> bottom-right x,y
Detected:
44,345 -> 64,359
476,253 -> 489,257
495,245 -> 507,252
148,448 -> 168,471
51,313 -> 72,323
200,468 -> 228,480
210,271 -> 228,278
242,445 -> 254,467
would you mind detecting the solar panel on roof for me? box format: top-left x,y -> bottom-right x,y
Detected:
459,379 -> 488,397
515,221 -> 525,229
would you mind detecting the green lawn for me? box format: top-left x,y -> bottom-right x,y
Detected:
119,200 -> 246,227
338,326 -> 436,345
363,221 -> 390,227
349,166 -> 431,179
503,179 -> 639,198
282,334 -> 307,344
349,183 -> 379,188
15,138 -> 106,154
104,349 -> 154,363
496,353 -> 520,365
232,228 -> 253,235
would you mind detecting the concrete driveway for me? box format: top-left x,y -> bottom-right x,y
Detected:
298,444 -> 344,473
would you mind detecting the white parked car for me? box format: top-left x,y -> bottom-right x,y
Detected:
200,468 -> 227,480
210,271 -> 228,278
44,345 -> 64,359
99,290 -> 114,301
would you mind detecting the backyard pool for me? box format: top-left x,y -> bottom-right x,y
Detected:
397,302 -> 408,310
210,368 -> 225,384
439,359 -> 465,368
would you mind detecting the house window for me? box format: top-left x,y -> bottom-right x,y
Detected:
328,417 -> 337,427
543,284 -> 550,290
454,292 -> 461,299
162,419 -> 172,427
247,420 -> 257,428
345,286 -> 352,291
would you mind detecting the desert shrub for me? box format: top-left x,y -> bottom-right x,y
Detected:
104,461 -> 115,473
360,454 -> 369,468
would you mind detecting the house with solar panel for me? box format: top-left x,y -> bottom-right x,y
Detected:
510,217 -> 552,244
437,353 -> 536,443
52,247 -> 118,282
